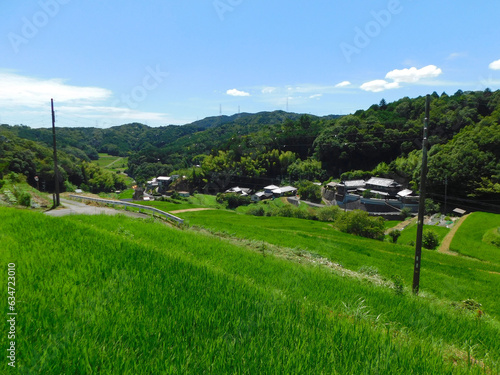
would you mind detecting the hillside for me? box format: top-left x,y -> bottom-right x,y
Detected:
0,130 -> 127,193
2,90 -> 499,210
2,207 -> 499,373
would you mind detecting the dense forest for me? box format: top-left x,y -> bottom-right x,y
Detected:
1,89 -> 499,210
0,130 -> 127,193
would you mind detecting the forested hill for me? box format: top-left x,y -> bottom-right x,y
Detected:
0,110 -> 311,160
0,130 -> 127,193
1,90 -> 499,207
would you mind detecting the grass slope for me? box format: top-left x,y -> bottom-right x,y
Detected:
178,210 -> 500,318
397,222 -> 450,247
450,212 -> 500,263
1,208 -> 499,373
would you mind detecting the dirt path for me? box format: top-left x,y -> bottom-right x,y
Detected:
105,157 -> 123,168
384,216 -> 416,235
169,208 -> 215,214
437,214 -> 470,255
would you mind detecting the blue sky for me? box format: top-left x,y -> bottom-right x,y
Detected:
1,0 -> 500,128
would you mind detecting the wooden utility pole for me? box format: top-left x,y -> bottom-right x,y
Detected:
51,99 -> 60,207
412,94 -> 430,295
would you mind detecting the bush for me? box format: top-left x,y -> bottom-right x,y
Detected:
0,179 -> 5,189
425,198 -> 441,215
422,230 -> 440,249
297,181 -> 322,203
388,229 -> 402,243
316,206 -> 341,222
362,189 -> 373,198
7,172 -> 26,183
401,207 -> 413,219
336,210 -> 385,240
216,193 -> 252,209
64,180 -> 77,192
246,205 -> 265,216
13,186 -> 31,207
391,274 -> 405,295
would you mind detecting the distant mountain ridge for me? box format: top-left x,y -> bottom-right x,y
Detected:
0,110 -> 336,159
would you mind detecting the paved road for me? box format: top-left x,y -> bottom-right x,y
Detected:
44,198 -> 147,219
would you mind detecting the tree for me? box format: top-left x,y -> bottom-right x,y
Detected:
297,181 -> 322,203
389,229 -> 402,243
288,159 -> 325,182
336,210 -> 385,240
422,230 -> 439,250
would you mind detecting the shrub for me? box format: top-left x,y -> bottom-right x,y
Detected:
16,191 -> 31,207
216,193 -> 251,209
316,206 -> 341,222
422,230 -> 440,249
425,198 -> 441,215
401,207 -> 412,219
8,172 -> 26,183
277,204 -> 295,218
391,274 -> 405,295
64,180 -> 77,192
0,179 -> 5,189
362,189 -> 373,198
246,206 -> 265,216
388,229 -> 402,243
336,210 -> 385,240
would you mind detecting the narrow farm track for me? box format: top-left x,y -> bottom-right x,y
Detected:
437,214 -> 471,255
104,156 -> 123,168
384,216 -> 416,234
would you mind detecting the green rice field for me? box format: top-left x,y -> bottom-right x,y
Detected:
1,207 -> 499,373
178,210 -> 500,318
450,212 -> 500,263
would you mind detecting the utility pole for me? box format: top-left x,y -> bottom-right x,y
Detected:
444,175 -> 448,214
51,99 -> 60,207
412,94 -> 430,295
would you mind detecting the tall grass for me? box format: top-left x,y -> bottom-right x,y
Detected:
1,208 -> 498,373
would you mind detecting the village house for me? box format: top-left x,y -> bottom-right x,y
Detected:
364,177 -> 402,198
225,186 -> 252,196
252,185 -> 297,202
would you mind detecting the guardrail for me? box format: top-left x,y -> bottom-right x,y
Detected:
68,195 -> 184,224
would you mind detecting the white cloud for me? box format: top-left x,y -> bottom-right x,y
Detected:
226,88 -> 250,97
489,59 -> 500,70
58,105 -> 170,122
385,65 -> 442,83
0,71 -> 181,127
335,81 -> 351,88
261,87 -> 276,94
309,94 -> 322,99
0,72 -> 112,108
446,52 -> 467,60
360,65 -> 442,92
360,80 -> 400,93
